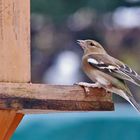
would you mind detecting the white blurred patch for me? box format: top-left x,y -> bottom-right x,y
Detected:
113,7 -> 140,28
43,51 -> 81,84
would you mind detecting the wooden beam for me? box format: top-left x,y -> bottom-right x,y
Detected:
0,83 -> 114,113
0,0 -> 30,139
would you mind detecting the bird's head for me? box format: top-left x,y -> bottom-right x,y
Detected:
77,39 -> 106,54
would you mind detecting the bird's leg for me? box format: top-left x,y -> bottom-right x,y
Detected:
74,82 -> 101,96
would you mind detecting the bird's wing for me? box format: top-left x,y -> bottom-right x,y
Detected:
87,54 -> 140,86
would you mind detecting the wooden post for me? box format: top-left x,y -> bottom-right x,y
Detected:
0,0 -> 30,139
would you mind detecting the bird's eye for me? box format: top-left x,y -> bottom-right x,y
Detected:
89,42 -> 95,46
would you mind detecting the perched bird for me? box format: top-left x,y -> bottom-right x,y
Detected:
77,39 -> 140,112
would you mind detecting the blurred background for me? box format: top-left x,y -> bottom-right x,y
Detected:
12,0 -> 140,139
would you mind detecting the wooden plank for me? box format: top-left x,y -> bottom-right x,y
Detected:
3,113 -> 24,140
0,83 -> 114,113
0,0 -> 30,139
0,110 -> 16,140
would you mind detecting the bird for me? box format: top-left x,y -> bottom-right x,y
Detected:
76,39 -> 140,112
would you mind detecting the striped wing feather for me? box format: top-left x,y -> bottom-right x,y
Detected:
87,54 -> 140,86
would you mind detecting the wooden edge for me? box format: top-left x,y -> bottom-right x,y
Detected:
4,113 -> 24,140
0,83 -> 114,113
0,110 -> 17,140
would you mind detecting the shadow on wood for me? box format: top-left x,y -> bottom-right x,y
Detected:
0,83 -> 114,113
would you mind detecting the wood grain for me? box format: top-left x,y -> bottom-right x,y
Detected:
0,83 -> 114,113
3,113 -> 24,140
0,110 -> 17,140
0,0 -> 30,82
0,0 -> 30,139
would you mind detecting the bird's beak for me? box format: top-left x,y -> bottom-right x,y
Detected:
77,40 -> 86,49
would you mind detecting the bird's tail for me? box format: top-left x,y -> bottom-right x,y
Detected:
122,82 -> 140,113
109,87 -> 140,112
128,95 -> 140,113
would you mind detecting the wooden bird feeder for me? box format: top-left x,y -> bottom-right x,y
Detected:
0,0 -> 114,139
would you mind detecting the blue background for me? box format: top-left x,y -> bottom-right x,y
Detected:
12,104 -> 140,140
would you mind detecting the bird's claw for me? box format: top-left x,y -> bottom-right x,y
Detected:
74,82 -> 90,96
74,82 -> 101,88
74,82 -> 101,96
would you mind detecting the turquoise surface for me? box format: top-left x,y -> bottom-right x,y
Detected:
12,104 -> 140,140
